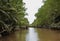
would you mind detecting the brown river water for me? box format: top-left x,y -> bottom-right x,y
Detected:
0,27 -> 60,41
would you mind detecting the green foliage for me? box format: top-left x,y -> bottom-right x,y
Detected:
20,18 -> 29,26
33,0 -> 60,26
0,0 -> 29,32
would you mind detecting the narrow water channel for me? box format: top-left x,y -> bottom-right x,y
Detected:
0,27 -> 60,41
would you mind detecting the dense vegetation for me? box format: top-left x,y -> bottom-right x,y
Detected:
0,0 -> 29,33
33,0 -> 60,28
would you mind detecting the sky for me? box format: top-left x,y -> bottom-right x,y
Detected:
23,0 -> 44,24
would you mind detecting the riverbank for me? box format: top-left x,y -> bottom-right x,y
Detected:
36,25 -> 60,30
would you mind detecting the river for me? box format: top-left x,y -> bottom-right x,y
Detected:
0,27 -> 60,41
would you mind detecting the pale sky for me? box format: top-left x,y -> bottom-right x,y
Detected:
23,0 -> 44,24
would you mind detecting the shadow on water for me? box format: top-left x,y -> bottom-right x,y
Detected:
0,30 -> 27,41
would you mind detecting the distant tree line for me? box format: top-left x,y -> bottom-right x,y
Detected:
32,0 -> 60,28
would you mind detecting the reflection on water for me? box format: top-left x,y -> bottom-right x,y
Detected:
37,29 -> 60,41
0,30 -> 27,41
26,28 -> 38,41
0,27 -> 60,41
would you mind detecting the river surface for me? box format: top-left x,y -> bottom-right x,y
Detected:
0,27 -> 60,41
